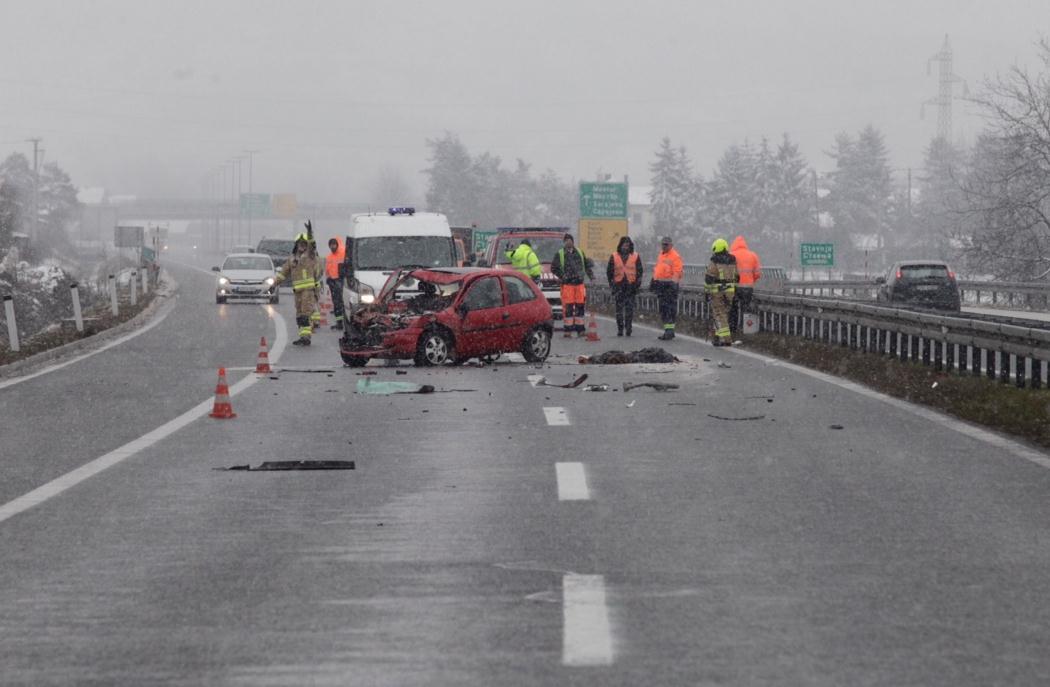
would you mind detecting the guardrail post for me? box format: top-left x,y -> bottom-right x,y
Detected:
70,282 -> 84,333
1033,359 -> 1043,389
1017,357 -> 1029,388
109,274 -> 118,316
3,295 -> 19,352
1000,352 -> 1010,384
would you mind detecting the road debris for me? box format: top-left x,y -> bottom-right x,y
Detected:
582,384 -> 610,392
276,367 -> 335,373
578,348 -> 679,364
220,460 -> 356,471
535,373 -> 589,389
356,379 -> 436,395
716,361 -> 732,369
830,424 -> 845,430
357,371 -> 377,376
626,400 -> 636,408
707,414 -> 765,421
668,402 -> 697,406
622,382 -> 679,392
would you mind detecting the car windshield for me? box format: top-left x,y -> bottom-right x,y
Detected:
256,240 -> 295,255
354,236 -> 453,270
900,265 -> 950,279
223,256 -> 273,271
495,237 -> 564,265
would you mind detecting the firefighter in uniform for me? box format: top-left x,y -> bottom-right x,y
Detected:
325,237 -> 347,330
606,235 -> 643,336
705,238 -> 739,347
551,233 -> 594,337
651,236 -> 684,340
274,232 -> 324,346
506,239 -> 542,283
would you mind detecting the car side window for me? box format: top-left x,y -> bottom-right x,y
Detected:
462,277 -> 504,310
505,276 -> 536,304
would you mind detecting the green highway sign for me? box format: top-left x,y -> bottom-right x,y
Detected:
473,230 -> 498,256
240,193 -> 271,218
579,182 -> 628,219
801,242 -> 834,266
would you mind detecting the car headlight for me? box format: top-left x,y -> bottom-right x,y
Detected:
218,276 -> 229,285
265,277 -> 275,286
360,293 -> 375,304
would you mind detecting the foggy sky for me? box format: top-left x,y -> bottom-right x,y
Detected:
1,0 -> 1046,202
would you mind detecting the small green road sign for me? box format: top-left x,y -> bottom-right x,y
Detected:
473,230 -> 497,257
801,242 -> 834,266
240,193 -> 271,218
579,182 -> 628,219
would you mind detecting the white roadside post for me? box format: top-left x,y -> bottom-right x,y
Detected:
109,274 -> 118,316
3,295 -> 19,352
130,271 -> 138,307
70,282 -> 84,333
142,266 -> 149,296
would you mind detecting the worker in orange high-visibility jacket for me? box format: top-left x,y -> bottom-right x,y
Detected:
650,236 -> 684,340
605,235 -> 643,336
325,237 -> 347,330
729,235 -> 761,337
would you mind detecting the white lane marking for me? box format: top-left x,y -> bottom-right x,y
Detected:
528,374 -> 545,388
562,574 -> 614,666
544,406 -> 570,426
0,296 -> 177,391
0,306 -> 288,525
611,316 -> 1050,469
556,462 -> 591,501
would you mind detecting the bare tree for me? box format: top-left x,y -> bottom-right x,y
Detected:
960,38 -> 1050,279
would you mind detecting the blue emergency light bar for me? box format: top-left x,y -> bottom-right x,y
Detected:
388,207 -> 416,216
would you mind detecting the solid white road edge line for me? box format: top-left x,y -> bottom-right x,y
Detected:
562,574 -> 614,666
0,296 -> 177,391
0,306 -> 288,525
556,462 -> 591,501
544,406 -> 570,426
607,315 -> 1050,469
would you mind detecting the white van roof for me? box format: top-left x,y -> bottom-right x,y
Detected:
350,211 -> 450,239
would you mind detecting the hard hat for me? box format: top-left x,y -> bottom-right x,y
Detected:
711,238 -> 729,253
294,232 -> 309,242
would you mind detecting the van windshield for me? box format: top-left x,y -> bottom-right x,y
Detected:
354,236 -> 454,270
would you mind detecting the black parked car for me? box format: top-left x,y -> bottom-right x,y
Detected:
876,260 -> 961,311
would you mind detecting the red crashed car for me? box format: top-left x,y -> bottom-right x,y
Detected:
339,267 -> 554,367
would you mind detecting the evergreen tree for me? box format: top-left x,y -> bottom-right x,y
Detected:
825,125 -> 893,263
424,132 -> 478,225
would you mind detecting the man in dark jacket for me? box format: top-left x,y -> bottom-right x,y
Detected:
551,233 -> 594,337
606,236 -> 643,336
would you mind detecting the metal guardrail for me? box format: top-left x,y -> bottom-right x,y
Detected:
591,284 -> 1050,389
780,278 -> 1050,310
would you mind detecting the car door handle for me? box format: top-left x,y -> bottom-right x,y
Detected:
502,312 -> 510,319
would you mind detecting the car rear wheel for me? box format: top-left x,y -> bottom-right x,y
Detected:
414,330 -> 453,366
521,326 -> 551,362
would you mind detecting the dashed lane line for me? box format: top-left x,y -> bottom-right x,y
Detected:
556,462 -> 591,501
544,406 -> 570,426
562,574 -> 614,666
0,305 -> 288,525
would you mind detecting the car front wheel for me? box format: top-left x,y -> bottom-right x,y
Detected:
521,326 -> 551,362
414,330 -> 453,366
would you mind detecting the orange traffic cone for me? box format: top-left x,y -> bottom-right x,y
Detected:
209,367 -> 237,419
585,311 -> 600,342
255,336 -> 272,373
318,294 -> 330,326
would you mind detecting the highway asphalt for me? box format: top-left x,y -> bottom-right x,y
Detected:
1,255 -> 1050,685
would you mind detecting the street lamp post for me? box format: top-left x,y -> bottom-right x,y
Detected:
244,149 -> 260,246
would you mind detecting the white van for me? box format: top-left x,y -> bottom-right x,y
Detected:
343,208 -> 456,304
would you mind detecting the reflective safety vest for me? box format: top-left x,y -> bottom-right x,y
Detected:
325,240 -> 345,279
611,252 -> 639,284
507,244 -> 542,278
653,248 -> 683,283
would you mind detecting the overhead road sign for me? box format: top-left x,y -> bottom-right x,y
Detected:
579,182 -> 628,219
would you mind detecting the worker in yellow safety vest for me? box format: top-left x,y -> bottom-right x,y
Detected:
506,239 -> 542,282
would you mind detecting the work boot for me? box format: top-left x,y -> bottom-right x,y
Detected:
616,329 -> 623,337
292,337 -> 311,346
657,331 -> 672,341
625,326 -> 632,337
